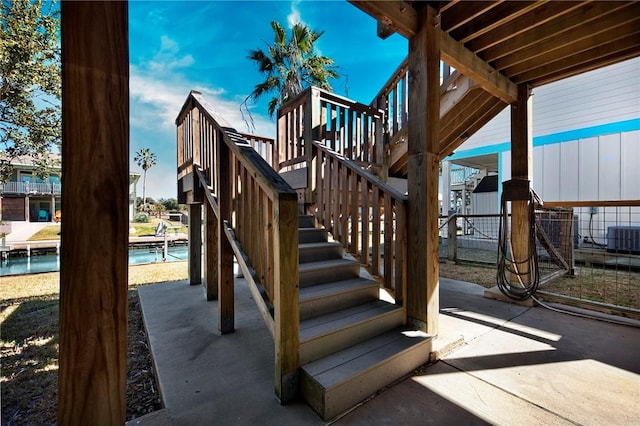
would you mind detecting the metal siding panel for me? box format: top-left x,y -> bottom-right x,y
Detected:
532,146 -> 544,196
560,140 -> 580,201
579,137 -> 599,201
542,144 -> 560,201
598,133 -> 621,200
621,130 -> 640,200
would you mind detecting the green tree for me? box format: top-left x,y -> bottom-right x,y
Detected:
242,21 -> 339,127
1,0 -> 61,182
159,197 -> 179,212
134,148 -> 156,212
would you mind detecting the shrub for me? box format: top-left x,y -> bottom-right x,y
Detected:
133,212 -> 149,223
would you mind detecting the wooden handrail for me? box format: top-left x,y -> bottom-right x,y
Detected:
312,140 -> 408,309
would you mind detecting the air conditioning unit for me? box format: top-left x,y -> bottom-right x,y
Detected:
607,226 -> 640,254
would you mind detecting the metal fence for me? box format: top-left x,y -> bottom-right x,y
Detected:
439,202 -> 640,315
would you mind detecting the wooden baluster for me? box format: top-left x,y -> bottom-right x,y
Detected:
204,201 -> 218,300
347,108 -> 354,160
361,179 -> 370,267
395,202 -> 407,312
350,170 -> 359,256
218,137 -> 234,335
323,153 -> 331,230
341,164 -> 349,247
384,194 -> 393,291
371,187 -> 381,275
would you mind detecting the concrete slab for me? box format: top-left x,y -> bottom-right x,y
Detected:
139,276 -> 640,425
139,280 -> 322,426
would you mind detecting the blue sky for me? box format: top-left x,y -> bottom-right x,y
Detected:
128,0 -> 407,199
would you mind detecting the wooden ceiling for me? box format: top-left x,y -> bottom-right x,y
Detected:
350,1 -> 640,101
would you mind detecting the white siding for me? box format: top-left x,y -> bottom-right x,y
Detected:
459,57 -> 640,150
620,130 -> 640,200
559,141 -> 579,200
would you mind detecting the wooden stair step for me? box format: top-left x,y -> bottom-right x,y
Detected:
301,328 -> 432,420
299,228 -> 328,244
299,278 -> 380,321
299,242 -> 344,264
298,215 -> 316,228
299,258 -> 360,287
299,300 -> 402,364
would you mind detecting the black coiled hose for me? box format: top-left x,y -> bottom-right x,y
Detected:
496,187 -> 539,301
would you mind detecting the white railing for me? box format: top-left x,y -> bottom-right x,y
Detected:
1,181 -> 60,195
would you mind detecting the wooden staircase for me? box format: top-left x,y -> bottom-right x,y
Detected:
296,215 -> 431,420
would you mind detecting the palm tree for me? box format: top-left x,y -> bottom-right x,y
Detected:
242,21 -> 339,126
134,148 -> 156,212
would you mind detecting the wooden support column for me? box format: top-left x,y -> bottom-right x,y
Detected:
59,2 -> 129,423
203,202 -> 218,300
407,5 -> 440,335
188,203 -> 202,285
510,84 -> 533,284
217,139 -> 234,334
274,195 -> 299,403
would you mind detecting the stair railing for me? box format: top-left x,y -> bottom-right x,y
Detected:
312,141 -> 408,311
177,90 -> 300,402
371,56 -> 461,145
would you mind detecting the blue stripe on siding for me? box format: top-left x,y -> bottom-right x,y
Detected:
448,118 -> 640,161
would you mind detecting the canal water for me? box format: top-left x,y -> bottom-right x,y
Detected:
0,245 -> 188,276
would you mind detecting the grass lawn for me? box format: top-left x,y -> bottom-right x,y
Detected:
1,261 -> 188,423
27,218 -> 187,241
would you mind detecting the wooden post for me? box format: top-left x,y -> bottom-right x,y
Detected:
204,202 -> 218,300
189,204 -> 202,285
59,2 -> 129,423
304,88 -> 320,204
217,138 -> 234,334
510,84 -> 533,285
274,196 -> 299,403
407,5 -> 440,335
447,215 -> 457,262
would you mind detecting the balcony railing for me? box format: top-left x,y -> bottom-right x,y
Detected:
1,181 -> 62,195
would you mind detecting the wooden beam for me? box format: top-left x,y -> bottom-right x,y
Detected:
440,32 -> 517,104
440,1 -> 502,32
407,5 -> 440,335
349,0 -> 419,39
188,204 -> 202,285
349,0 -> 517,104
59,1 -> 128,423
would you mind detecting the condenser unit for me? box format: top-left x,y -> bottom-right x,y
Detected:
607,226 -> 640,254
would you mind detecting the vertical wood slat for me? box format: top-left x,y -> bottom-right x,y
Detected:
395,202 -> 407,311
332,158 -> 340,237
204,201 -> 218,301
371,187 -> 381,274
188,204 -> 202,285
217,133 -> 234,335
59,2 -> 129,422
384,194 -> 393,290
361,180 -> 370,268
350,171 -> 359,255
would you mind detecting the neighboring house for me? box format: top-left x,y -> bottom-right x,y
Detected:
0,155 -> 141,221
443,57 -> 640,211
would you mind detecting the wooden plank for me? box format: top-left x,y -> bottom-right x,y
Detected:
188,204 -> 202,285
371,187 -> 381,275
479,2 -> 631,63
204,202 -> 218,300
394,202 -> 407,311
407,5 -> 440,334
340,164 -> 349,246
58,2 -> 128,423
383,194 -> 393,291
274,197 -> 300,402
440,1 -> 502,32
466,2 -> 584,53
440,31 -> 517,104
218,140 -> 234,335
361,179 -> 370,267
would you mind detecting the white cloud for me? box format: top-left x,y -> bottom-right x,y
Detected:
287,0 -> 304,28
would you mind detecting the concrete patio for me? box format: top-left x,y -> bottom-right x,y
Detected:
136,275 -> 640,425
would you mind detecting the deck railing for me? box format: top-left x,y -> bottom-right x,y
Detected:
1,181 -> 61,195
277,86 -> 385,175
370,57 -> 457,143
176,90 -> 300,401
313,141 -> 408,307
